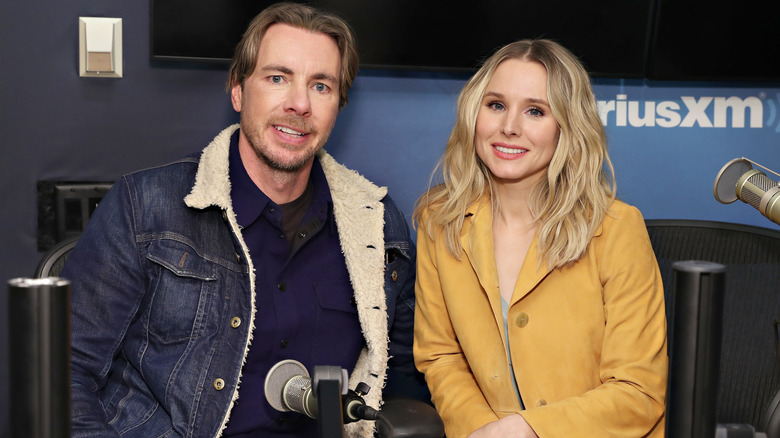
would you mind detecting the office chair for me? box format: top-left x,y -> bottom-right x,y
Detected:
34,234 -> 80,278
645,219 -> 780,435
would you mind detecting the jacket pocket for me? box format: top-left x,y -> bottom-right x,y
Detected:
146,239 -> 217,344
315,280 -> 359,315
384,241 -> 412,264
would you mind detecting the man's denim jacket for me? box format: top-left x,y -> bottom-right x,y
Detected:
63,125 -> 418,437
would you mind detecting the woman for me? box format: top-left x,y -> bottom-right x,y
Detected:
413,39 -> 667,437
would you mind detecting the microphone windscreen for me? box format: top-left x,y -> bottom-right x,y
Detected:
264,359 -> 309,412
714,158 -> 753,204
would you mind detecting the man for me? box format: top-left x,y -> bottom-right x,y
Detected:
63,3 -> 420,437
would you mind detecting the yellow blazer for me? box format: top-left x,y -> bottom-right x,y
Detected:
414,197 -> 667,437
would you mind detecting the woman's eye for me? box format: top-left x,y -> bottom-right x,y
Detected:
528,107 -> 544,117
488,101 -> 505,111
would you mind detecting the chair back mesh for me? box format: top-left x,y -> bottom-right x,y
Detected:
646,219 -> 780,426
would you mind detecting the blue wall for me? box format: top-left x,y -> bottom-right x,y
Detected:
2,1 -> 779,436
332,77 -> 780,230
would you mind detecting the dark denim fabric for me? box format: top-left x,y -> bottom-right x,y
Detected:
62,154 -> 418,438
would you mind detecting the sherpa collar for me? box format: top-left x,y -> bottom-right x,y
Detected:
185,124 -> 390,437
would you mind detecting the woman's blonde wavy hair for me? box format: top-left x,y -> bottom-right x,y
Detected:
413,39 -> 616,269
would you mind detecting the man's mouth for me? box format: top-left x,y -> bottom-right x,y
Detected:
274,125 -> 306,137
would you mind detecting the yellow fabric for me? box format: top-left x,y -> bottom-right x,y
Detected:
414,196 -> 667,437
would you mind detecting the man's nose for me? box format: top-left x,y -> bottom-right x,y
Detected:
284,84 -> 312,117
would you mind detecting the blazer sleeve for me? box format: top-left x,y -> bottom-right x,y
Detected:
413,225 -> 500,436
520,205 -> 668,437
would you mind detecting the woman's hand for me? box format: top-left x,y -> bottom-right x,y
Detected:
467,414 -> 538,438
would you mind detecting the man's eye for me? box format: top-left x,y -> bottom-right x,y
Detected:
271,76 -> 283,84
314,83 -> 328,92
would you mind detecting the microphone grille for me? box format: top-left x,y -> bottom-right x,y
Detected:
282,375 -> 311,413
741,171 -> 774,209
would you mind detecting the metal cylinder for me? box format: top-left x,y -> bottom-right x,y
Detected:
666,260 -> 726,438
8,277 -> 71,438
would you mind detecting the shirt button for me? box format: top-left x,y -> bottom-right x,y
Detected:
516,312 -> 529,327
298,231 -> 307,239
278,282 -> 287,291
230,317 -> 241,328
280,339 -> 289,348
536,399 -> 547,407
391,270 -> 398,282
221,210 -> 228,222
213,378 -> 225,391
269,207 -> 275,213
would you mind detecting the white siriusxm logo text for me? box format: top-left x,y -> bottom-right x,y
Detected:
597,94 -> 763,128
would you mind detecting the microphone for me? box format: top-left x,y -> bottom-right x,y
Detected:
714,157 -> 780,225
263,359 -> 378,424
263,359 -> 318,418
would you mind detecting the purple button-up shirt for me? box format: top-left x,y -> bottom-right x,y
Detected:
223,132 -> 364,437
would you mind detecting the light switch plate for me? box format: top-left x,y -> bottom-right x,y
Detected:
79,17 -> 122,78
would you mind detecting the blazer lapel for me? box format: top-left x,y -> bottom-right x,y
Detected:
510,234 -> 552,305
459,195 -> 554,309
460,197 -> 505,335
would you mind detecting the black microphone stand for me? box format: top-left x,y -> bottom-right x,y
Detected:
8,278 -> 71,438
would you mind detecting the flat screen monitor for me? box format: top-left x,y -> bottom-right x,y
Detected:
150,0 -> 654,77
646,0 -> 780,82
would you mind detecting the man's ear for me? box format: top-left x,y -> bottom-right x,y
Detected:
230,83 -> 243,112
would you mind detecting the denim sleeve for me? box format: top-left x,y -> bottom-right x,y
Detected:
61,177 -> 143,437
382,196 -> 431,403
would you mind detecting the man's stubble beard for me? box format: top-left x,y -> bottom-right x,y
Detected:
241,113 -> 334,173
